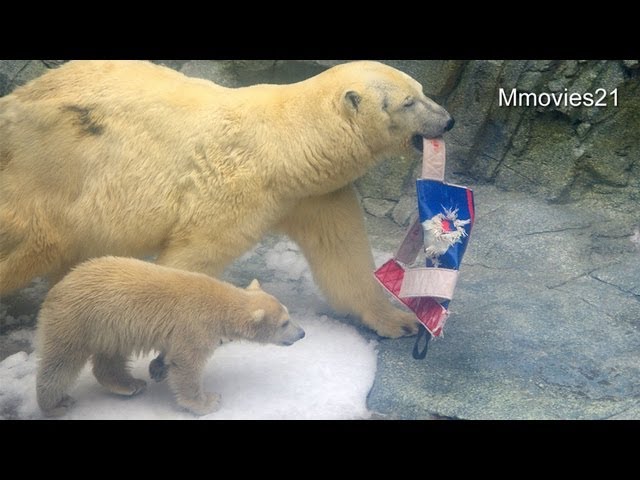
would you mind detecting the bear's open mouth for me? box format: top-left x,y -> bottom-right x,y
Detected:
411,134 -> 425,152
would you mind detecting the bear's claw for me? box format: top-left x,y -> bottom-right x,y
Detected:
366,308 -> 419,339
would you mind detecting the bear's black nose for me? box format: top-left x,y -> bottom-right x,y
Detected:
445,117 -> 455,132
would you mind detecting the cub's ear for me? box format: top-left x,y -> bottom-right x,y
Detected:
344,90 -> 361,112
246,279 -> 261,291
251,309 -> 266,322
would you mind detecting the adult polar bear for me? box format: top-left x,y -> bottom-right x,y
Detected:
0,60 -> 453,338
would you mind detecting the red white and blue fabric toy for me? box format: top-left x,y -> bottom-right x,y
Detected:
375,138 -> 475,358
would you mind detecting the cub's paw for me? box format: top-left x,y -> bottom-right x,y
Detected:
127,378 -> 148,396
365,309 -> 419,339
43,395 -> 76,418
180,392 -> 221,416
108,378 -> 147,396
149,356 -> 169,383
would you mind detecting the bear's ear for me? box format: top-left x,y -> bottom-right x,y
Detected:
251,309 -> 266,322
344,90 -> 361,112
246,279 -> 261,291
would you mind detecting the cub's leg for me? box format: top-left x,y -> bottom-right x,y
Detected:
167,351 -> 220,416
277,185 -> 418,338
152,232 -> 253,381
37,348 -> 89,417
92,353 -> 147,396
149,354 -> 169,382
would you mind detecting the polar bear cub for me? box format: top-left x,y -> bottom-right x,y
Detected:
35,256 -> 305,417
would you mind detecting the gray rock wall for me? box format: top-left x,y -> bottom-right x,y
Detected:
2,59 -> 638,222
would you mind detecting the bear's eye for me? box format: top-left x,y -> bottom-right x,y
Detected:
282,320 -> 290,329
403,97 -> 415,108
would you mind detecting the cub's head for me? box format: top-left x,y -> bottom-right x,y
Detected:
244,279 -> 305,346
332,61 -> 454,157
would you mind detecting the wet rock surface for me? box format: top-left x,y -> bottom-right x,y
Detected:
365,185 -> 640,419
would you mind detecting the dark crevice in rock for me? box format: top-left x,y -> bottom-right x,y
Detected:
9,61 -> 31,86
592,232 -> 637,240
499,163 -> 541,186
474,205 -> 508,221
599,402 -> 640,420
588,274 -> 640,300
544,284 -> 620,322
488,113 -> 528,182
41,60 -> 66,69
465,262 -> 515,271
520,224 -> 592,237
575,295 -> 618,322
576,159 -> 631,188
426,411 -> 461,420
439,61 -> 467,103
546,267 -> 604,289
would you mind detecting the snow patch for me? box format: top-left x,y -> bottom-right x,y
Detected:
0,316 -> 376,420
264,241 -> 312,282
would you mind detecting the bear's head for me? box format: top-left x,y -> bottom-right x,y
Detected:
333,61 -> 454,158
243,279 -> 305,346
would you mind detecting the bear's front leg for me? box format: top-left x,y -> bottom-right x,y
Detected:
153,233 -> 248,379
167,352 -> 221,416
278,185 -> 418,338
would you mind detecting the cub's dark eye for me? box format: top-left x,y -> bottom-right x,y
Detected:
282,321 -> 290,329
404,98 -> 415,108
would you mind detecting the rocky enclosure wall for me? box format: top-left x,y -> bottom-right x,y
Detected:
2,59 -> 638,225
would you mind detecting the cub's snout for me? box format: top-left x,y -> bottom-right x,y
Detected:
277,321 -> 306,346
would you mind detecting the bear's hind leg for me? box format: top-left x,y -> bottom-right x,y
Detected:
0,236 -> 57,295
92,353 -> 147,396
0,209 -> 66,295
36,349 -> 88,417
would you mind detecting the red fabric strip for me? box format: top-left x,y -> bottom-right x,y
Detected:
467,188 -> 475,226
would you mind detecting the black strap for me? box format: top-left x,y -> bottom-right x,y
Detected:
412,324 -> 432,359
